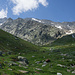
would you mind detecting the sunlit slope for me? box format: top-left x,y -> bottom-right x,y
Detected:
51,34 -> 75,46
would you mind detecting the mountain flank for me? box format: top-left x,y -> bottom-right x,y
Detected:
0,18 -> 75,45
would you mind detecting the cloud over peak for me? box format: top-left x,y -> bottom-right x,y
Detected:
10,0 -> 48,15
0,8 -> 8,18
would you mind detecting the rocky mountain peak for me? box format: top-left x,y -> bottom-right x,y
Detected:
0,17 -> 7,23
7,18 -> 13,23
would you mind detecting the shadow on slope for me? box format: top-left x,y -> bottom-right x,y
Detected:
0,29 -> 39,53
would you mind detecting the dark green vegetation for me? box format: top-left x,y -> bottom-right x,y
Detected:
0,29 -> 39,52
51,34 -> 75,46
0,29 -> 75,75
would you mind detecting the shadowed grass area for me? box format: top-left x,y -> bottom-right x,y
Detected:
0,29 -> 39,52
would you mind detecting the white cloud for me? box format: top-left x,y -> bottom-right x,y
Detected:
0,8 -> 8,18
38,0 -> 48,6
10,0 -> 48,15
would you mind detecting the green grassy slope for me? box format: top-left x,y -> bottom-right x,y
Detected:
46,34 -> 75,60
51,34 -> 75,46
0,29 -> 39,52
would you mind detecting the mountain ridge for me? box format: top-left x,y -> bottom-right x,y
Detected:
0,18 -> 75,45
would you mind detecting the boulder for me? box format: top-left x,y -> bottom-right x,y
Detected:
12,63 -> 18,66
8,68 -> 12,71
35,61 -> 42,64
57,64 -> 65,68
32,56 -> 35,57
57,73 -> 62,75
46,59 -> 51,62
18,56 -> 24,61
72,70 -> 75,74
18,56 -> 29,65
18,70 -> 28,73
36,68 -> 42,71
43,61 -> 47,64
24,58 -> 29,64
42,64 -> 46,67
67,69 -> 71,72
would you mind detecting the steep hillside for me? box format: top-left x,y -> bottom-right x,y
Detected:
0,29 -> 39,52
50,33 -> 75,46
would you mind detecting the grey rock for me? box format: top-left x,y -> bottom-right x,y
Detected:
35,61 -> 42,64
18,56 -> 29,65
9,62 -> 18,66
69,59 -> 72,61
12,63 -> 18,66
32,56 -> 35,57
24,67 -> 28,69
36,68 -> 42,71
42,64 -> 46,67
18,70 -> 29,73
57,64 -> 66,68
67,69 -> 71,72
8,68 -> 12,71
72,70 -> 75,74
43,61 -> 47,64
57,73 -> 62,75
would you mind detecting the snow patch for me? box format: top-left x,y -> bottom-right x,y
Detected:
32,18 -> 41,23
0,23 -> 3,26
51,22 -> 54,24
55,25 -> 62,29
67,25 -> 70,27
66,30 -> 73,34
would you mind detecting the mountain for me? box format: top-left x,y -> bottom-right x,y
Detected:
0,29 -> 39,52
40,19 -> 75,35
0,18 -> 75,45
0,18 -> 66,45
0,17 -> 7,26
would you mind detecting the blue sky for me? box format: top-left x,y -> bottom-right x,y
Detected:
0,0 -> 75,22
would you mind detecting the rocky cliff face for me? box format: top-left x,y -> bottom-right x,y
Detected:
41,19 -> 75,34
0,17 -> 7,25
0,18 -> 75,45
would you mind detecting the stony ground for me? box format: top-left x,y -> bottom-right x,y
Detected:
0,45 -> 75,75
